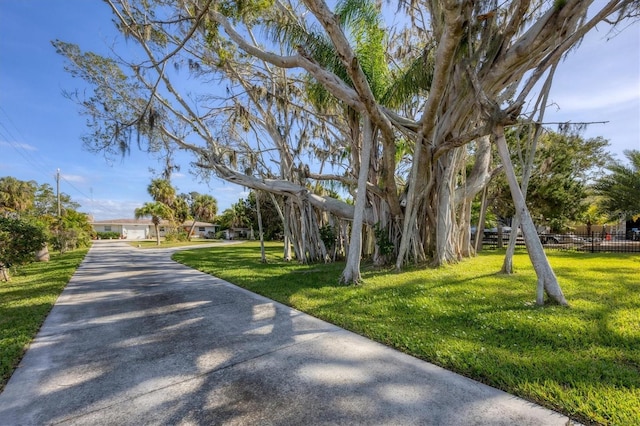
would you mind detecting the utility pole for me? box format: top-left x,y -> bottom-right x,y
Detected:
56,168 -> 61,217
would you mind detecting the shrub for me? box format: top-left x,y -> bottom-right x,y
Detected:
50,228 -> 91,253
164,229 -> 189,242
319,224 -> 336,250
0,216 -> 47,279
96,231 -> 120,239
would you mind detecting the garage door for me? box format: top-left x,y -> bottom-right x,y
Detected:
126,229 -> 147,240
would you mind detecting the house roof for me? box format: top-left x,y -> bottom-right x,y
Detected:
92,219 -> 217,226
188,221 -> 218,227
92,219 -> 153,225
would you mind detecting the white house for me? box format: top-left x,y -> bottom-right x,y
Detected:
91,219 -> 218,240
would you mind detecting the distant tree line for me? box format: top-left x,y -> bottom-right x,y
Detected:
134,178 -> 218,245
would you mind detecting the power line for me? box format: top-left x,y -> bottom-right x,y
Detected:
0,107 -> 57,177
60,174 -> 92,199
0,123 -> 53,183
0,106 -> 92,201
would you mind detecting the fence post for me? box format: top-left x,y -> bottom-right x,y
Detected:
591,231 -> 594,253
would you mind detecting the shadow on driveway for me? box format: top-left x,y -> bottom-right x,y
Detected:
0,241 -> 573,425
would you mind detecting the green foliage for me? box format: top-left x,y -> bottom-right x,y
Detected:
33,183 -> 80,216
217,0 -> 274,22
172,197 -> 190,224
189,193 -> 218,223
470,198 -> 497,229
218,191 -> 284,240
267,0 -> 390,108
134,201 -> 173,224
319,224 -> 336,249
148,178 -> 176,206
164,229 -> 189,242
244,192 -> 282,240
175,244 -> 640,425
373,222 -> 394,256
337,0 -> 389,99
593,150 -> 640,219
1,248 -> 88,390
96,231 -> 121,239
0,176 -> 37,213
147,179 -> 190,224
1,177 -> 92,255
49,210 -> 94,253
554,0 -> 568,10
0,216 -> 47,269
135,201 -> 174,245
219,196 -> 255,231
381,46 -> 435,108
491,130 -> 610,229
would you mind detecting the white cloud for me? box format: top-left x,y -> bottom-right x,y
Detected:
61,173 -> 86,183
85,199 -> 144,221
0,140 -> 37,151
215,185 -> 245,193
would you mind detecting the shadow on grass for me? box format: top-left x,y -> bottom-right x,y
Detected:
174,243 -> 640,424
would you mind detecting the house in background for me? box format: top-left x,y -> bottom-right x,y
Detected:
92,219 -> 150,240
91,219 -> 218,240
221,227 -> 251,240
181,221 -> 219,238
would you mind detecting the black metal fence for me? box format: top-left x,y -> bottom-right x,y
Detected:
481,232 -> 640,253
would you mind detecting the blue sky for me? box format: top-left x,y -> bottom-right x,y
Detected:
1,1 -> 639,221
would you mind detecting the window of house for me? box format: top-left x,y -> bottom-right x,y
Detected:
104,226 -> 112,232
159,227 -> 165,232
198,227 -> 205,232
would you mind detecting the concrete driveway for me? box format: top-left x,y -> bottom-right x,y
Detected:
0,240 -> 575,425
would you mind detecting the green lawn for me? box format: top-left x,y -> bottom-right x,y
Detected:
174,242 -> 640,426
128,239 -> 224,249
0,248 -> 89,391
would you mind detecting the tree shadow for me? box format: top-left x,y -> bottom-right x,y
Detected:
0,240 -> 575,425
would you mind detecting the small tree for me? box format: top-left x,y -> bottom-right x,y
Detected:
187,193 -> 218,240
593,150 -> 640,220
134,202 -> 174,246
50,210 -> 94,253
0,216 -> 47,281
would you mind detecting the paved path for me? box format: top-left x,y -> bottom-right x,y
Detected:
0,241 -> 576,425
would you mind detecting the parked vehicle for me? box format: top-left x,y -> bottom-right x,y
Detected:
539,234 -> 585,245
481,227 -> 526,245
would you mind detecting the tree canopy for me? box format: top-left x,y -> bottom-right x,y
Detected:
490,130 -> 610,232
134,201 -> 174,245
0,216 -> 48,280
593,150 -> 640,220
0,176 -> 93,262
54,0 -> 639,304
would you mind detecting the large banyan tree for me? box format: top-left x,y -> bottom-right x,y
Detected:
55,0 -> 638,304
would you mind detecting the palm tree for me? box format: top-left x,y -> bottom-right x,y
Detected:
147,179 -> 176,206
0,177 -> 37,213
134,201 -> 174,245
147,178 -> 186,233
580,204 -> 609,236
593,150 -> 640,220
187,193 -> 218,239
270,0 -> 397,282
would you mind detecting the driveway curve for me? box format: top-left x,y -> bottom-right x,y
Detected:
0,240 -> 576,425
